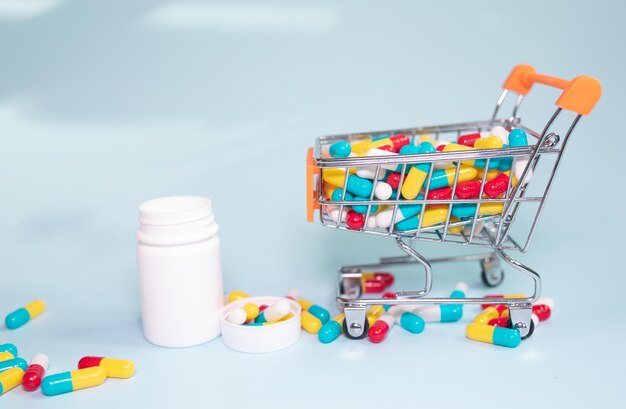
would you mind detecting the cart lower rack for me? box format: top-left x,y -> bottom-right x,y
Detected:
306,65 -> 601,340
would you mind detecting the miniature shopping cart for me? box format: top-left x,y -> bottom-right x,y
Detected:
306,65 -> 601,340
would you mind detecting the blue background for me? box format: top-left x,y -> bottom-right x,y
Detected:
1,0 -> 624,407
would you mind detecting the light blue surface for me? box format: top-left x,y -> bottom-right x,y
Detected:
1,0 -> 625,407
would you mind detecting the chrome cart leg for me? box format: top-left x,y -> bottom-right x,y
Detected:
507,303 -> 535,339
342,304 -> 368,339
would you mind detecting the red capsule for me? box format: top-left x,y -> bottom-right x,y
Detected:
455,180 -> 482,199
22,354 -> 49,391
533,304 -> 551,321
484,173 -> 510,198
258,305 -> 268,312
368,320 -> 390,343
435,144 -> 446,152
488,317 -> 509,327
382,292 -> 396,300
427,187 -> 452,201
390,134 -> 410,152
376,144 -> 395,152
363,279 -> 386,293
346,211 -> 364,230
375,272 -> 394,287
458,133 -> 481,147
385,172 -> 402,190
78,356 -> 103,368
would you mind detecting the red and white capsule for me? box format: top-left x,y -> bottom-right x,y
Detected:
22,353 -> 49,391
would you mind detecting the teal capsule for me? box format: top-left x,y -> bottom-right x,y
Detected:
399,312 -> 425,334
329,141 -> 351,158
440,304 -> 463,322
0,344 -> 17,357
254,311 -> 267,324
308,305 -> 330,325
331,188 -> 378,214
474,158 -> 501,169
42,372 -> 74,396
450,290 -> 465,299
508,128 -> 528,147
0,357 -> 27,373
451,203 -> 477,218
499,144 -> 513,171
493,326 -> 522,348
318,320 -> 342,344
346,175 -> 373,198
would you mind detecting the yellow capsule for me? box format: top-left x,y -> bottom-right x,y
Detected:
421,207 -> 449,227
477,202 -> 504,215
242,303 -> 260,320
227,291 -> 250,303
71,366 -> 107,391
368,305 -> 385,319
443,166 -> 478,186
278,313 -> 294,322
447,216 -> 463,234
0,352 -> 14,362
0,367 -> 25,395
24,300 -> 46,318
419,134 -> 436,145
323,183 -> 336,199
474,306 -> 501,324
366,314 -> 377,327
297,299 -> 314,311
475,136 -> 504,149
322,168 -> 349,187
442,143 -> 476,166
401,167 -> 428,200
79,357 -> 135,379
466,322 -> 494,343
301,311 -> 322,334
476,168 -> 500,181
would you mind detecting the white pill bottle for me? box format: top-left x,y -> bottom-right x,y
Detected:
137,196 -> 224,347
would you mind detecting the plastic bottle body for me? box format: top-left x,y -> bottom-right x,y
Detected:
137,196 -> 224,348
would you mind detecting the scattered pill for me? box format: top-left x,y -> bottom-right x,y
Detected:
5,300 -> 46,329
466,323 -> 520,348
22,354 -> 49,391
0,367 -> 25,395
318,314 -> 344,344
0,344 -> 17,357
368,313 -> 395,343
301,310 -> 323,334
42,366 -> 106,396
227,291 -> 250,303
0,352 -> 14,363
0,358 -> 27,373
78,356 -> 135,379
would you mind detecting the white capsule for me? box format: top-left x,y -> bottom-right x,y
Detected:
376,207 -> 407,228
356,167 -> 386,180
433,141 -> 453,169
455,282 -> 469,294
366,148 -> 399,171
377,313 -> 396,328
513,159 -> 533,183
374,182 -> 393,200
263,300 -> 290,322
366,217 -> 377,229
226,308 -> 247,325
29,353 -> 49,371
490,126 -> 509,145
387,305 -> 414,317
411,306 -> 441,322
328,208 -> 348,223
531,313 -> 540,327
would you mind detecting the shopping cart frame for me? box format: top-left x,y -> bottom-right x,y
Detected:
306,65 -> 601,339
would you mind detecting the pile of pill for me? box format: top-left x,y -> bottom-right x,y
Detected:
321,126 -> 532,231
465,295 -> 554,348
0,346 -> 135,397
1,301 -> 135,398
225,290 -> 331,334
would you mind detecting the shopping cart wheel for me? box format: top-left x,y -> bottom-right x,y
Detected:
506,317 -> 535,339
342,315 -> 369,340
480,256 -> 504,287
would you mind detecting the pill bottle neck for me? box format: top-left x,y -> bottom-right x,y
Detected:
137,196 -> 219,246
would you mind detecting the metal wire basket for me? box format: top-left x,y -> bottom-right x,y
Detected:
306,64 -> 601,339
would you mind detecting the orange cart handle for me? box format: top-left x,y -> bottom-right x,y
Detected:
306,147 -> 320,222
503,64 -> 601,116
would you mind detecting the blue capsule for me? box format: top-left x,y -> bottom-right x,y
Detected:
399,312 -> 425,334
318,320 -> 342,344
0,344 -> 17,357
0,358 -> 27,373
329,141 -> 351,158
508,128 -> 528,147
346,175 -> 373,198
308,305 -> 330,325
